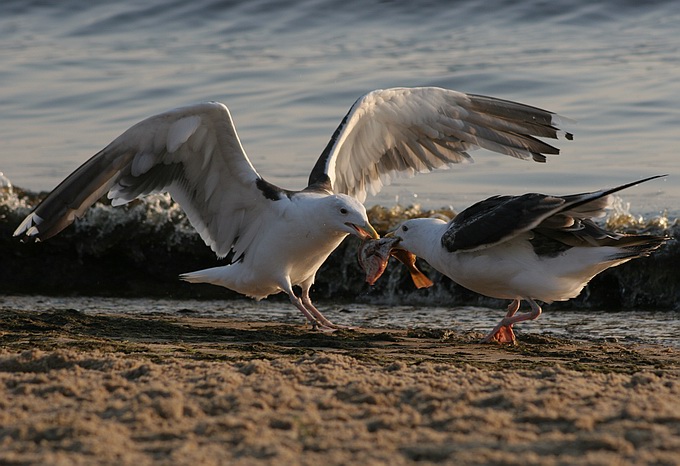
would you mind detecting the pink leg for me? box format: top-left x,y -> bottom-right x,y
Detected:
281,278 -> 327,330
481,299 -> 520,344
301,288 -> 355,331
287,292 -> 321,328
284,278 -> 354,332
481,298 -> 542,344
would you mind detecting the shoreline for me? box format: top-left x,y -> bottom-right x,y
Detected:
1,308 -> 679,465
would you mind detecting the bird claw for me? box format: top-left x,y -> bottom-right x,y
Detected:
329,324 -> 357,331
314,323 -> 337,333
480,325 -> 516,345
308,320 -> 355,333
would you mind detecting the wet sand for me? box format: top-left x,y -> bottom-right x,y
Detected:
1,308 -> 679,465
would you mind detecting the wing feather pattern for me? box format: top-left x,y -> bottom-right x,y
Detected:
308,87 -> 573,202
440,175 -> 666,253
14,102 -> 270,259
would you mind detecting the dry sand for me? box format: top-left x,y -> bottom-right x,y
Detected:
0,308 -> 679,466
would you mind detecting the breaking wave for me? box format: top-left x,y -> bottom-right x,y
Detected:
2,181 -> 678,311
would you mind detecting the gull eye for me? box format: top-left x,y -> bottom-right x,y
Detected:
340,208 -> 348,214
402,225 -> 409,232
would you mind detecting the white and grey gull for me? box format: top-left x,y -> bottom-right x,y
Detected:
388,175 -> 669,343
13,86 -> 572,330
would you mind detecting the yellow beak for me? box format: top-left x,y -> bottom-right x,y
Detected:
351,222 -> 380,240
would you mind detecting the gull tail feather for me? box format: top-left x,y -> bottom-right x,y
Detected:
180,267 -> 226,285
608,235 -> 669,262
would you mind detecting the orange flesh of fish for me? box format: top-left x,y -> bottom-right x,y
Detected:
390,249 -> 433,289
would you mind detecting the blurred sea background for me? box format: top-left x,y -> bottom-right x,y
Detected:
1,0 -> 679,345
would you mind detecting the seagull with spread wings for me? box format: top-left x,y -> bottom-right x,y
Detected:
389,175 -> 668,343
14,86 -> 572,330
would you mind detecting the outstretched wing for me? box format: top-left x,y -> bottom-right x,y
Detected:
307,87 -> 573,202
14,102 -> 277,259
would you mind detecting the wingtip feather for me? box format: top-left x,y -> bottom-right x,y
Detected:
13,213 -> 44,239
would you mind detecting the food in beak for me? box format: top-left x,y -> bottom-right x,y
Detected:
358,238 -> 433,288
358,237 -> 397,284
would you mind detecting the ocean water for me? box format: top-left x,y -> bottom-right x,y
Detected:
1,0 -> 679,340
1,0 -> 679,214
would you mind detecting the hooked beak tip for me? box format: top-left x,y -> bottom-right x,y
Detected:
384,230 -> 401,242
350,222 -> 380,240
364,222 -> 380,239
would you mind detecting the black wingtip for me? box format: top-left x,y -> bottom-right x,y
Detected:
531,153 -> 547,163
611,174 -> 667,193
566,174 -> 667,212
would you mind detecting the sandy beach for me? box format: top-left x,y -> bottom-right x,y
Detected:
0,308 -> 678,465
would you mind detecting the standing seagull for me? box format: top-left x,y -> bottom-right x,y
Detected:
14,87 -> 571,330
390,175 -> 668,343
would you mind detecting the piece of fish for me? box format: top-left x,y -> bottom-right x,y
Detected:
358,237 -> 397,285
390,248 -> 434,289
358,237 -> 433,288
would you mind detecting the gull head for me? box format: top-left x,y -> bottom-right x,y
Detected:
321,194 -> 379,240
391,217 -> 447,255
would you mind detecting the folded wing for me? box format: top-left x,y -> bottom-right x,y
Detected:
440,175 -> 666,252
